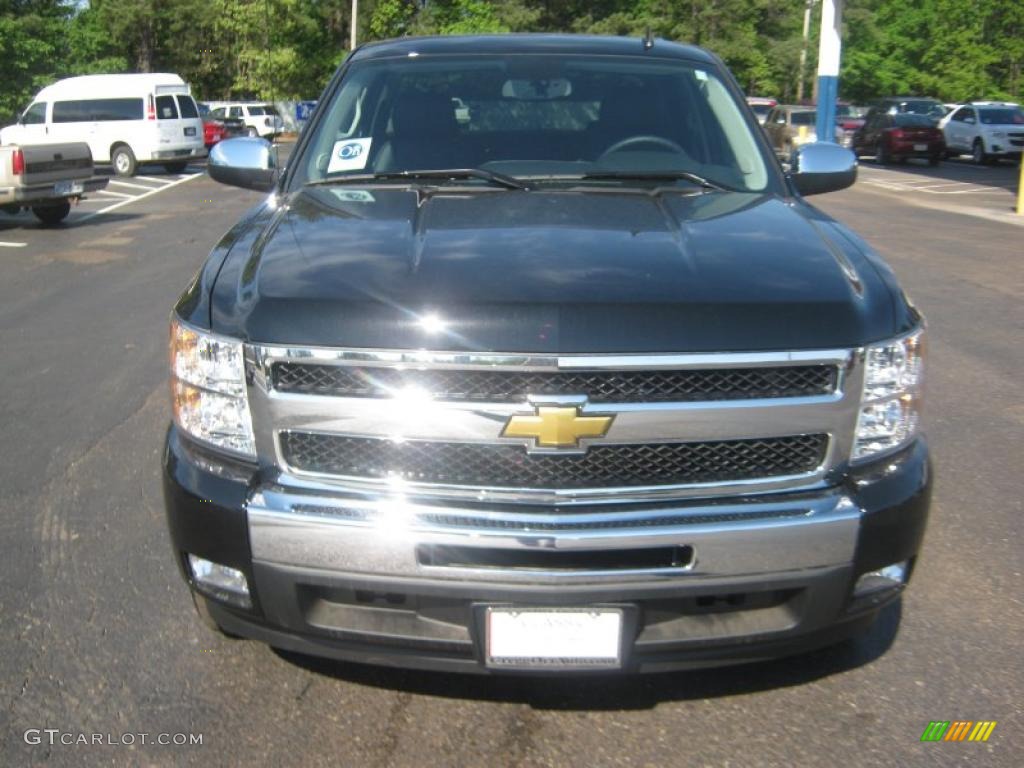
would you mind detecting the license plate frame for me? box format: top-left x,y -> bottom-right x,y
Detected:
914,143 -> 927,151
53,180 -> 84,196
185,126 -> 197,137
485,607 -> 624,670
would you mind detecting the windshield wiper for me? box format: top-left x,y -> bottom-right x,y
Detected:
307,168 -> 528,191
577,170 -> 732,192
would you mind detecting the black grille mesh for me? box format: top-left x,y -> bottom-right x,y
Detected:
272,363 -> 837,403
280,432 -> 828,489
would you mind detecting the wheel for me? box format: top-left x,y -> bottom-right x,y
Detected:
111,144 -> 137,176
875,141 -> 890,165
972,138 -> 988,165
32,200 -> 71,226
163,161 -> 188,174
191,592 -> 242,639
246,126 -> 258,138
928,153 -> 941,167
943,149 -> 956,159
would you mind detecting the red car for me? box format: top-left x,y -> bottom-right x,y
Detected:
198,103 -> 245,149
203,120 -> 226,148
853,111 -> 946,165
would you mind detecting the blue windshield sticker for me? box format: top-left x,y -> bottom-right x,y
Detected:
327,138 -> 372,173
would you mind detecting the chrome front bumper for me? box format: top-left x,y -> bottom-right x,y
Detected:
248,485 -> 862,585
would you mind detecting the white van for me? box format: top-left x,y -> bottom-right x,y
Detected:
0,73 -> 206,176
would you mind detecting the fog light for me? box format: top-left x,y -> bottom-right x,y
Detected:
853,560 -> 909,597
188,554 -> 251,609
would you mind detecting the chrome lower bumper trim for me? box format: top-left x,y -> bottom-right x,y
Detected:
248,487 -> 861,584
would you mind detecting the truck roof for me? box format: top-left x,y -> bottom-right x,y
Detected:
352,34 -> 717,65
34,73 -> 189,101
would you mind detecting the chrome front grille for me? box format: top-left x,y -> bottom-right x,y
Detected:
280,432 -> 828,490
272,362 -> 838,403
245,346 -> 862,503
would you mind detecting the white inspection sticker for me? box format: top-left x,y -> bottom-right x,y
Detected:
327,137 -> 373,173
330,189 -> 376,203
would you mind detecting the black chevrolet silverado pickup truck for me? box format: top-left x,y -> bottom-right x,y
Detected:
164,35 -> 930,674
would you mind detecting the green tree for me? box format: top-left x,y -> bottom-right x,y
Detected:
0,0 -> 72,122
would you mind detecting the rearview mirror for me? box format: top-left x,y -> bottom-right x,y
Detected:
790,142 -> 857,196
208,137 -> 276,192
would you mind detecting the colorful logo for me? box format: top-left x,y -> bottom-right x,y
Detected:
337,142 -> 364,160
501,403 -> 613,451
921,721 -> 997,742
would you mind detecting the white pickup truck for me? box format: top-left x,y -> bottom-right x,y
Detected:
0,142 -> 108,225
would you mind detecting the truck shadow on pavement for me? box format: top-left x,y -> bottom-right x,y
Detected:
275,601 -> 902,710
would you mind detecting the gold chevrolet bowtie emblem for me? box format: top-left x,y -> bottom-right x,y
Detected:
501,406 -> 614,449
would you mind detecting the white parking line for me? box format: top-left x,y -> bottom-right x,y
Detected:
859,170 -> 1008,195
0,241 -> 28,248
135,175 -> 175,185
80,172 -> 202,220
108,179 -> 161,191
96,189 -> 133,198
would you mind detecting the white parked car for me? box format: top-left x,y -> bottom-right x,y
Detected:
0,73 -> 206,176
939,102 -> 1024,164
207,103 -> 284,138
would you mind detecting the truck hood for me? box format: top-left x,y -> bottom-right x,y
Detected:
208,186 -> 909,352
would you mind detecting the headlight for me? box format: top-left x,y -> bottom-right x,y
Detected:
853,328 -> 925,461
170,317 -> 256,459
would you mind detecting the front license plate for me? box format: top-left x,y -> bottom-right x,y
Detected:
54,180 -> 84,196
486,608 -> 622,669
185,126 -> 197,136
914,143 -> 927,151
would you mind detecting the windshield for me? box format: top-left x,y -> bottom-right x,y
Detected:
295,53 -> 769,192
836,105 -> 866,118
790,111 -> 816,126
979,108 -> 1023,125
889,100 -> 945,118
893,114 -> 935,127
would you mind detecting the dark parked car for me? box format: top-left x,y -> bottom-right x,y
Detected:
853,110 -> 945,165
166,34 -> 930,675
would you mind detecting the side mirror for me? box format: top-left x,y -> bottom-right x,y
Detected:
790,142 -> 857,196
208,137 -> 276,192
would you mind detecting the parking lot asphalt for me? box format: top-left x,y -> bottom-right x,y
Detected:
0,156 -> 1021,767
856,155 -> 1023,225
0,164 -> 204,247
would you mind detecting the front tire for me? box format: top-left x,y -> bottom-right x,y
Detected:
928,153 -> 941,166
876,141 -> 890,165
32,200 -> 71,226
972,138 -> 988,165
111,144 -> 137,177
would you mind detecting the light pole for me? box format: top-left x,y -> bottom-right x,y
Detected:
350,0 -> 358,50
797,0 -> 816,103
815,0 -> 843,143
